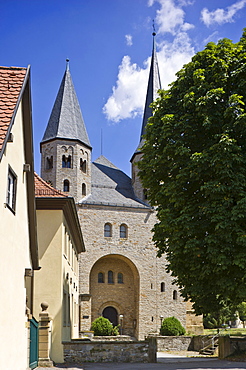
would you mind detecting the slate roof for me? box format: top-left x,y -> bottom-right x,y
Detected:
0,66 -> 27,153
132,34 -> 161,157
41,63 -> 91,148
34,172 -> 68,198
78,155 -> 150,209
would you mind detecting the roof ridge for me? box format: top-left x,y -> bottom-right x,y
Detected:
93,155 -> 119,169
0,66 -> 27,71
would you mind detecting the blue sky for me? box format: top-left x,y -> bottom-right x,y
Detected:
1,0 -> 246,175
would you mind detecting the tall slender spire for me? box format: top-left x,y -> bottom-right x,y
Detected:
137,31 -> 162,151
41,60 -> 91,148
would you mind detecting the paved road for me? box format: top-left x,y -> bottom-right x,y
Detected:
37,353 -> 246,370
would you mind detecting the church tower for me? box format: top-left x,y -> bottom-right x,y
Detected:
40,60 -> 92,203
131,32 -> 161,201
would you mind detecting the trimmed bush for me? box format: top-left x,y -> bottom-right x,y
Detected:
91,316 -> 119,336
160,316 -> 185,336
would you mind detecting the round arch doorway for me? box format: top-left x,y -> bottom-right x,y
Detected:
103,306 -> 118,327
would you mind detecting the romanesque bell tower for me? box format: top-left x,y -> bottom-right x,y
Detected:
40,60 -> 92,203
130,32 -> 161,202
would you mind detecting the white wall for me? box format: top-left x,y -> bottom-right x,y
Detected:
0,101 -> 33,370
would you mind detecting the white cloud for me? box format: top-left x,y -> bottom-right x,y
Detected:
103,0 -> 195,123
201,0 -> 246,27
102,56 -> 149,122
158,31 -> 194,89
125,34 -> 133,46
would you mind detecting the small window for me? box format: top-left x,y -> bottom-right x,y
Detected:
80,159 -> 87,173
104,223 -> 112,237
46,156 -> 53,169
6,167 -> 17,212
161,282 -> 165,292
108,270 -> 114,284
118,273 -> 123,284
62,155 -> 72,168
82,183 -> 86,196
173,290 -> 177,300
120,224 -> 127,238
63,179 -> 70,192
98,272 -> 104,283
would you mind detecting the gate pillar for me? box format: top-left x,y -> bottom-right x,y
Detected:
38,302 -> 53,367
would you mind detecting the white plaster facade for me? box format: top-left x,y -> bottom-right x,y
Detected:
0,67 -> 39,370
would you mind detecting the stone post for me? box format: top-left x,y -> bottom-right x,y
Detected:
38,302 -> 53,367
148,336 -> 157,363
218,335 -> 231,359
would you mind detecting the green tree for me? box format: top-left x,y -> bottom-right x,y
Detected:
237,302 -> 246,323
203,306 -> 235,329
139,30 -> 246,315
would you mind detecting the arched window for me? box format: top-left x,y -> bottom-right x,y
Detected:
98,272 -> 104,283
63,179 -> 70,192
62,155 -> 66,168
104,223 -> 112,237
108,270 -> 114,284
62,155 -> 72,168
80,159 -> 87,173
161,282 -> 165,292
173,290 -> 177,300
82,183 -> 86,196
120,224 -> 127,238
46,156 -> 53,169
118,273 -> 123,284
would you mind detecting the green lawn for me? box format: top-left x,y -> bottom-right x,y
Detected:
204,328 -> 246,336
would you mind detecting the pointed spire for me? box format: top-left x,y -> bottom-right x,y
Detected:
136,31 -> 161,151
41,61 -> 91,148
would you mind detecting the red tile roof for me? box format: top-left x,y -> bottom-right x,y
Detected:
34,172 -> 68,198
0,66 -> 27,152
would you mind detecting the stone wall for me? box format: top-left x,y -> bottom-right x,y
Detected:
78,204 -> 187,340
219,336 -> 246,358
155,336 -> 194,352
41,139 -> 91,203
150,335 -> 207,352
63,338 -> 157,363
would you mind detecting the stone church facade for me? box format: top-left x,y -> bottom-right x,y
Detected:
40,40 -> 203,340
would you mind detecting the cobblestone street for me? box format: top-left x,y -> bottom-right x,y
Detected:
37,351 -> 246,370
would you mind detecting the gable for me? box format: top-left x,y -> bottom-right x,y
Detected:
0,66 -> 27,159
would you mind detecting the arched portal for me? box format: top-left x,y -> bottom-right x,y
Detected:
103,306 -> 118,326
89,254 -> 139,337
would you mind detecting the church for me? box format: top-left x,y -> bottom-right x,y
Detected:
39,34 -> 203,340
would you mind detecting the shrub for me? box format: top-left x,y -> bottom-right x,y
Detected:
160,316 -> 185,336
91,316 -> 119,336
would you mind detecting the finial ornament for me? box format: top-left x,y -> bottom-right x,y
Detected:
66,58 -> 70,71
152,19 -> 156,36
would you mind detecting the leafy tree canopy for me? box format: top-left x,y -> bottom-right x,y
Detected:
139,30 -> 246,315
